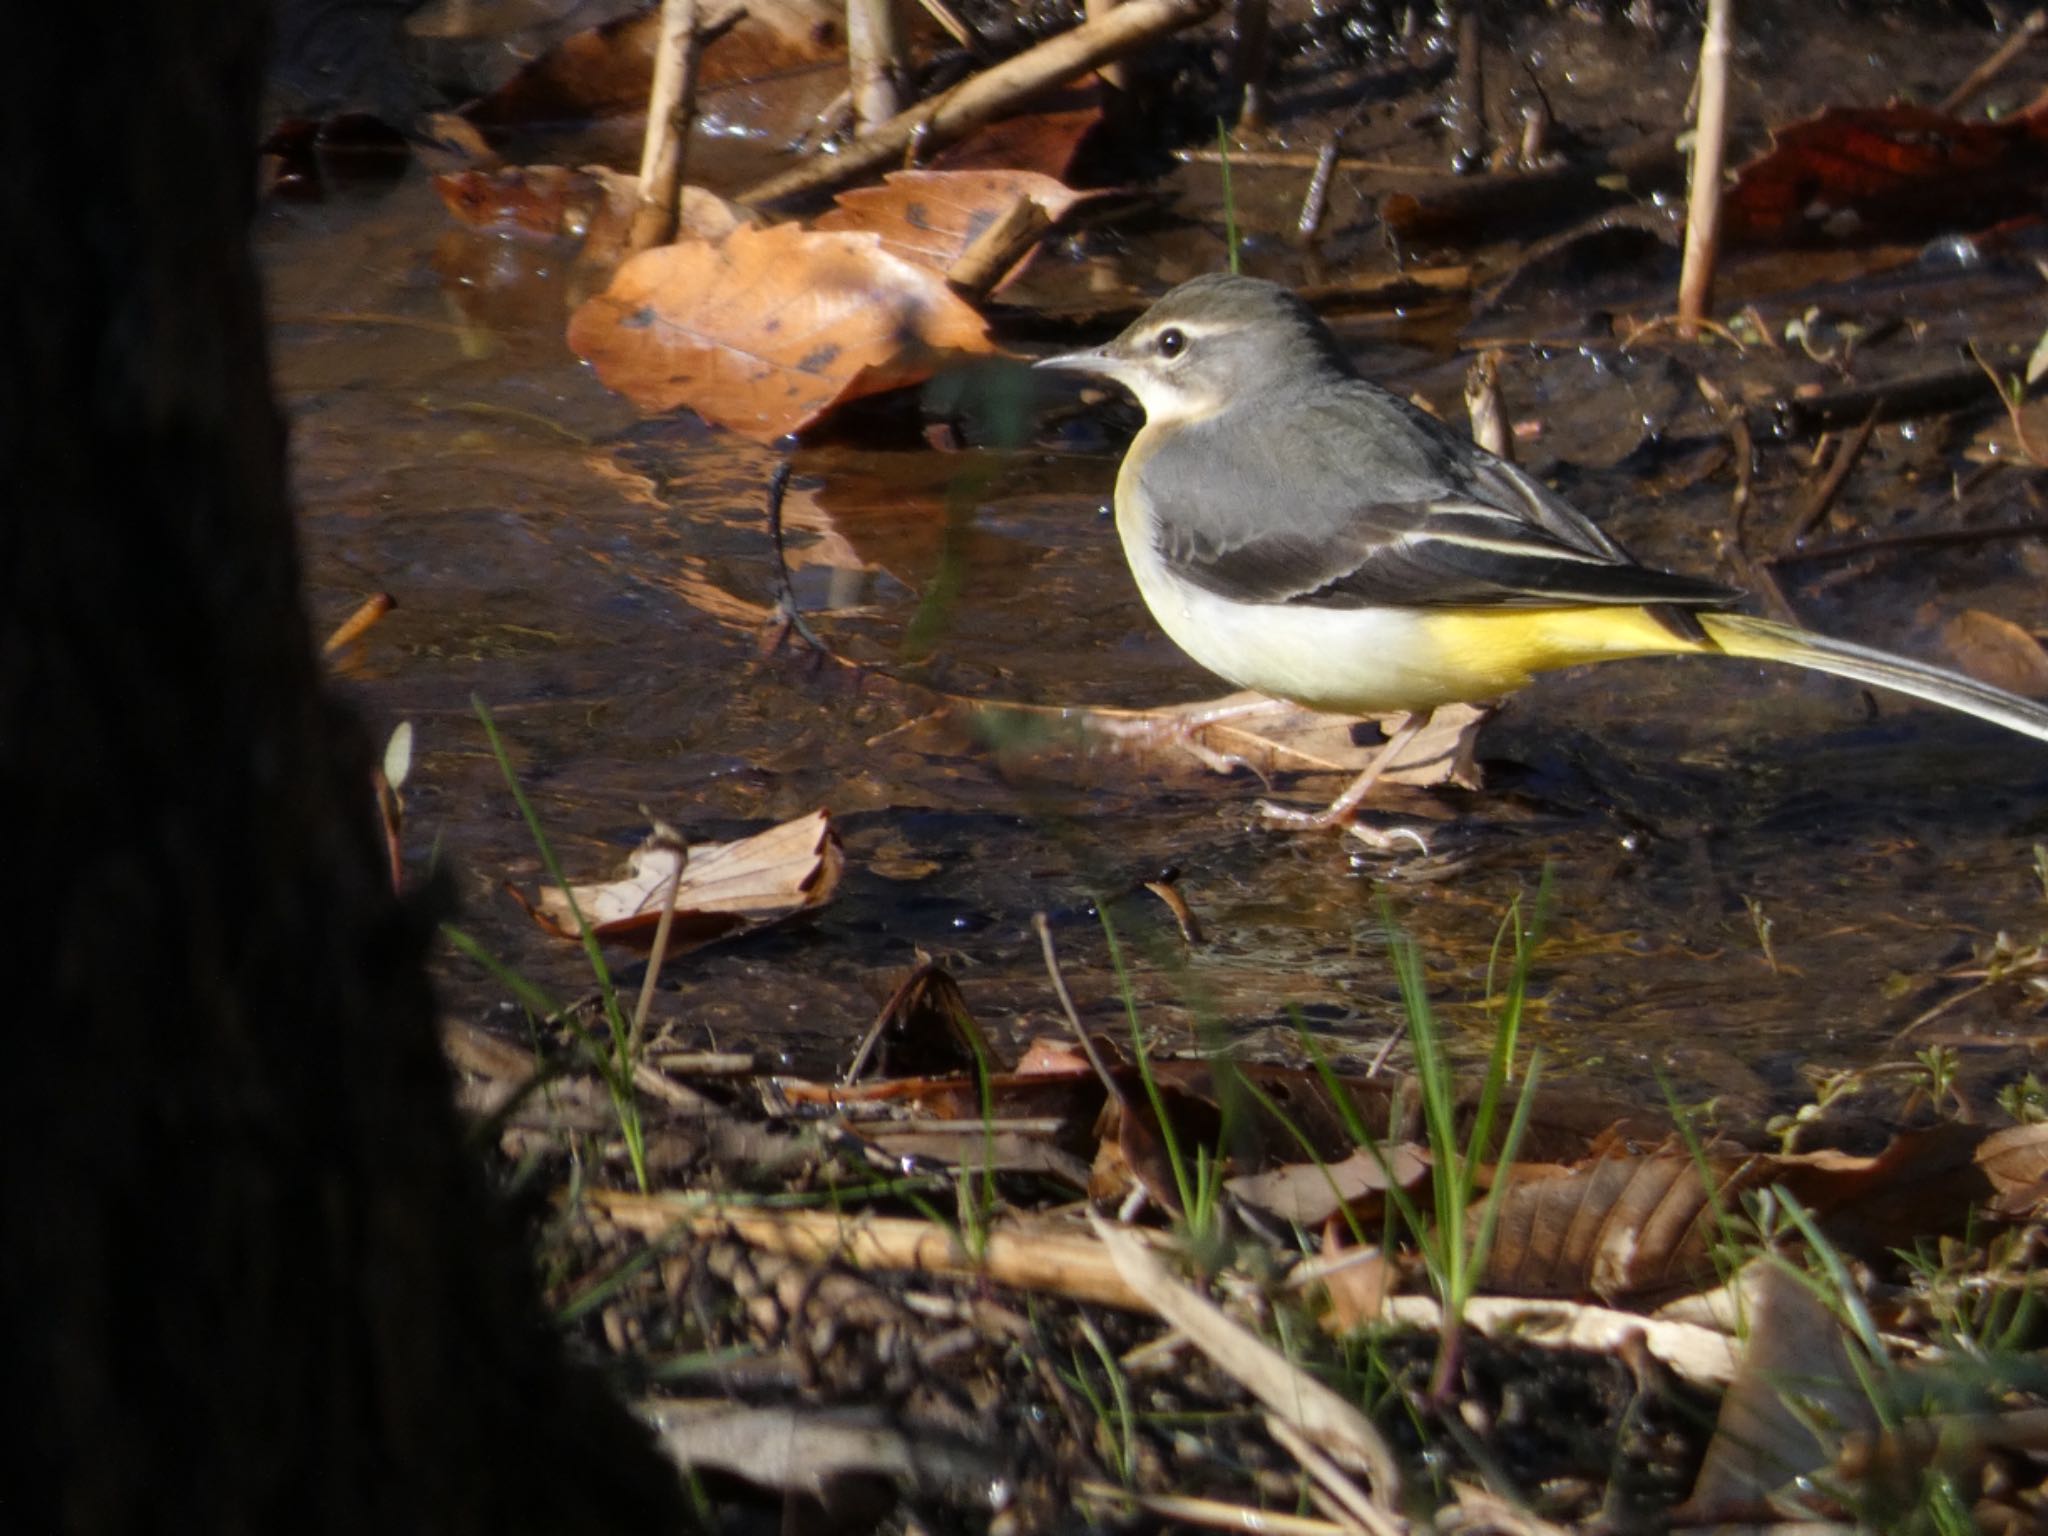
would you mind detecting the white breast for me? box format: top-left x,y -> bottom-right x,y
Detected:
1111,474 -> 1483,715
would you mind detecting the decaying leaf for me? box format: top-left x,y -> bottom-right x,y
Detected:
434,164 -> 605,237
931,692 -> 1488,795
1680,1260 -> 1878,1518
929,93 -> 1105,179
1483,1124 -> 1998,1303
844,961 -> 992,1081
566,223 -> 996,440
517,807 -> 841,951
814,169 -> 1097,279
1723,95 -> 2048,247
1939,608 -> 2048,698
434,165 -> 755,272
1975,1120 -> 2048,1218
1227,1144 -> 1430,1226
459,1 -> 840,129
1965,393 -> 2048,466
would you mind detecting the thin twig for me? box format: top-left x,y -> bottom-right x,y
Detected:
1086,0 -> 1127,91
1232,0 -> 1270,128
912,0 -> 977,49
1447,5 -> 1485,172
1676,0 -> 1732,338
1295,137 -> 1339,239
1265,1417 -> 1405,1536
1769,518 -> 2048,572
847,0 -> 906,131
1175,146 -> 1438,174
1033,912 -> 1125,1103
1075,1482 -> 1356,1536
1698,373 -> 1797,622
1938,8 -> 2047,115
628,0 -> 702,253
628,817 -> 689,1059
1784,409 -> 1879,550
740,0 -> 1221,204
1968,339 -> 2048,468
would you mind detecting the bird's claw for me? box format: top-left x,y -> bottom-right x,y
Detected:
1255,798 -> 1430,856
1345,821 -> 1431,856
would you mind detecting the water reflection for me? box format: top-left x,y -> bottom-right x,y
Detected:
273,172 -> 2048,1123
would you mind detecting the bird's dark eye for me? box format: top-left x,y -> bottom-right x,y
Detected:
1156,327 -> 1187,359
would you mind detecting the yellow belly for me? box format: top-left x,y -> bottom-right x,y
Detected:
1413,607 -> 1711,695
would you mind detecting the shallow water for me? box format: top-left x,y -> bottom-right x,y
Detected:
269,109 -> 2048,1127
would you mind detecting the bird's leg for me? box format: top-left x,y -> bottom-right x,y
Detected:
1086,695 -> 1278,781
1258,711 -> 1432,840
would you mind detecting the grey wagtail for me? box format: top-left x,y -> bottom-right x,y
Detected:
1036,273 -> 2048,830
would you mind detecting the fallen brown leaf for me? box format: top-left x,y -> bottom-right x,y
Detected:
1975,1121 -> 2048,1218
814,169 -> 1097,280
1723,94 -> 2048,247
928,93 -> 1104,178
433,164 -> 602,237
566,223 -> 996,441
459,1 -> 838,129
1483,1123 -> 1999,1303
1228,1145 -> 1431,1226
1679,1260 -> 1878,1518
516,807 -> 842,951
1940,607 -> 2048,698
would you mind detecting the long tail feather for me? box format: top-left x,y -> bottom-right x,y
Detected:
1699,611 -> 2048,744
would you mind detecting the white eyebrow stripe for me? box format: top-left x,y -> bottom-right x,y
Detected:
1139,319 -> 1234,342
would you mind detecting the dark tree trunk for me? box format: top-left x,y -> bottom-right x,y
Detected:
0,6 -> 687,1530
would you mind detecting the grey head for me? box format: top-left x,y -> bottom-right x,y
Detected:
1035,274 -> 1358,426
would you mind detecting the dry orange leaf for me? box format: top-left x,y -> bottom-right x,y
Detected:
517,808 -> 842,951
814,169 -> 1094,275
566,223 -> 996,441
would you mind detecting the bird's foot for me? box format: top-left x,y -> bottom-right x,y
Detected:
1256,798 -> 1431,855
1345,820 -> 1432,856
1255,798 -> 1334,829
1090,711 -> 1263,785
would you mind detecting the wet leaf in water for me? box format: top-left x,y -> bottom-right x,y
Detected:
844,961 -> 992,1081
942,693 -> 1487,794
434,166 -> 760,276
260,113 -> 411,200
1938,608 -> 2048,698
460,1 -> 839,129
814,169 -> 1097,282
1724,96 -> 2048,247
519,807 -> 842,951
928,92 -> 1104,179
566,223 -> 996,440
434,164 -> 610,238
1965,392 -> 2048,467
